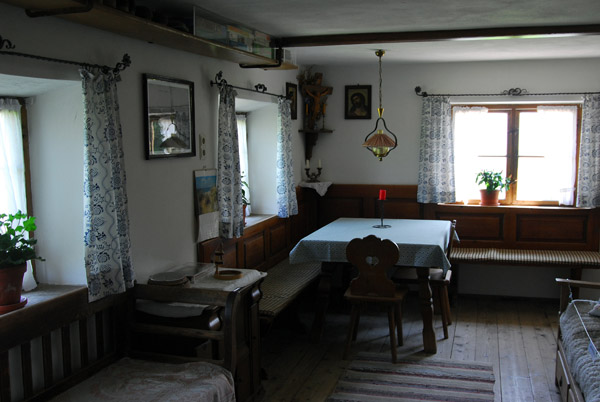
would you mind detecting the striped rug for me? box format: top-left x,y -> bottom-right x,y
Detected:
328,352 -> 495,401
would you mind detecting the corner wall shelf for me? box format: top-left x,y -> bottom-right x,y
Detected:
1,0 -> 297,70
300,128 -> 333,160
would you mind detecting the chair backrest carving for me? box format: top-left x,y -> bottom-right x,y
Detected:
346,235 -> 399,297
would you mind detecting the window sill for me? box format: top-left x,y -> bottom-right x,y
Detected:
1,284 -> 87,344
245,214 -> 277,228
438,203 -> 589,210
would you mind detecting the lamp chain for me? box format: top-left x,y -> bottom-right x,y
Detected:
378,52 -> 383,111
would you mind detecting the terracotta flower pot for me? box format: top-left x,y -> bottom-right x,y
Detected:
480,189 -> 500,206
0,263 -> 27,306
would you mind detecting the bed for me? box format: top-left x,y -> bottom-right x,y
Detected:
556,278 -> 600,402
0,278 -> 263,402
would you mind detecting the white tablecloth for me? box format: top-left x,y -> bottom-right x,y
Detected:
289,217 -> 453,272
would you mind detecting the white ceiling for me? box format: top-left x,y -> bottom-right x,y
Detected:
3,0 -> 600,96
153,0 -> 600,65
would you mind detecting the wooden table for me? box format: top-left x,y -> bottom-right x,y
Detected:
289,217 -> 453,354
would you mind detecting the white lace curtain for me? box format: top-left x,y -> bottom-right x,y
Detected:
81,69 -> 134,302
276,97 -> 298,218
217,85 -> 243,238
0,98 -> 37,291
577,94 -> 600,207
416,96 -> 456,203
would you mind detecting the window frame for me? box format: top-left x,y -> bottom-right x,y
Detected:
453,103 -> 582,206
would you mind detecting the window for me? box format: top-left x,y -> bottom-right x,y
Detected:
0,99 -> 29,214
237,113 -> 250,214
453,104 -> 580,205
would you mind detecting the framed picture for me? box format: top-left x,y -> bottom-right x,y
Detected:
286,82 -> 298,120
345,85 -> 371,119
194,169 -> 219,242
143,74 -> 196,159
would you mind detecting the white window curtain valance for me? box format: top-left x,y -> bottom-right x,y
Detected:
276,97 -> 298,218
81,69 -> 134,302
577,94 -> 600,207
417,96 -> 456,203
217,85 -> 243,238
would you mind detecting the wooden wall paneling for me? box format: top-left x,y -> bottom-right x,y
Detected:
376,199 -> 422,219
517,214 -> 587,243
244,232 -> 267,270
424,203 -> 599,250
317,184 -> 421,226
319,197 -> 363,226
435,211 -> 505,243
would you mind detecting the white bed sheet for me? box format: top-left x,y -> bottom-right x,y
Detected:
51,357 -> 235,402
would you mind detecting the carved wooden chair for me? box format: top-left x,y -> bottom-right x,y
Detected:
392,220 -> 457,339
343,235 -> 408,363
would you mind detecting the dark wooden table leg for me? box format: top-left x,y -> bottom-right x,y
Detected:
416,266 -> 437,354
310,262 -> 335,343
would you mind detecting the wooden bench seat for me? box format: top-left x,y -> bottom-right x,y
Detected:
450,248 -> 600,268
259,259 -> 321,318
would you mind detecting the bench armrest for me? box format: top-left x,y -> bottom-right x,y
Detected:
556,278 -> 600,313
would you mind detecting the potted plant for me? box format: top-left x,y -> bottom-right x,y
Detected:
241,176 -> 250,226
0,211 -> 43,312
475,170 -> 513,206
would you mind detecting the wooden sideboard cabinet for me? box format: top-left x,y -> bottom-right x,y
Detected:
134,274 -> 264,402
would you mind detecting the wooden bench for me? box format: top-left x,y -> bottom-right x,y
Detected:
258,258 -> 321,319
449,248 -> 600,296
451,247 -> 600,270
0,283 -> 262,402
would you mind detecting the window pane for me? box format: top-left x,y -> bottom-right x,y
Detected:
517,107 -> 577,203
454,109 -> 508,201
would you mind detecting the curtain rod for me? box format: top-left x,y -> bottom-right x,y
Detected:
210,71 -> 287,99
414,86 -> 600,97
0,34 -> 131,77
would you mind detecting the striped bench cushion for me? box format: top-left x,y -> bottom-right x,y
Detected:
259,259 -> 321,317
450,248 -> 600,266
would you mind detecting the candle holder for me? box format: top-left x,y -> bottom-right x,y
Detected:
213,241 -> 243,280
305,167 -> 322,183
373,199 -> 391,228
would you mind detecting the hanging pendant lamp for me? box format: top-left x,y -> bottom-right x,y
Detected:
362,50 -> 398,161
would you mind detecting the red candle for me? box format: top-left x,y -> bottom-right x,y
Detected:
379,189 -> 387,200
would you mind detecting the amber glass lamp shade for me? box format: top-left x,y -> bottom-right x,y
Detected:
362,50 -> 398,161
362,109 -> 397,161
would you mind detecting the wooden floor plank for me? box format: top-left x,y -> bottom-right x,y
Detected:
475,298 -> 501,402
450,297 -> 478,361
518,302 -> 558,402
528,301 -> 562,402
261,295 -> 560,402
496,299 -> 534,402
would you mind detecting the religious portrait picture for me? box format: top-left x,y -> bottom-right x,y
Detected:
286,82 -> 298,120
345,85 -> 371,120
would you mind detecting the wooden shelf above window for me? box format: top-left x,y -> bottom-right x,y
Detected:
1,0 -> 297,70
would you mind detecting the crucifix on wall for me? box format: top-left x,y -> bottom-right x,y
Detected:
301,72 -> 333,132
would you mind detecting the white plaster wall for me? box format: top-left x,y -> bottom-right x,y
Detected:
309,59 -> 600,185
0,3 -> 301,284
27,84 -> 86,285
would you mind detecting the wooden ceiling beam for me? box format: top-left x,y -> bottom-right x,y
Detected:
276,24 -> 600,47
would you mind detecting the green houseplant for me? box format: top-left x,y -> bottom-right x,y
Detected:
241,175 -> 250,226
475,170 -> 512,206
0,211 -> 43,311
